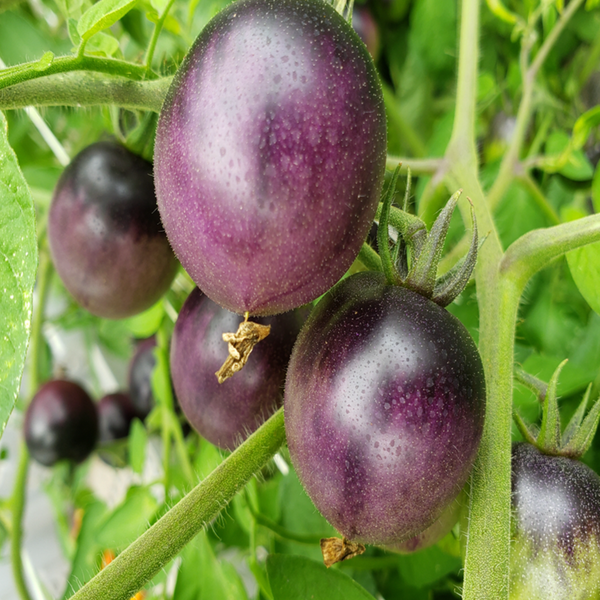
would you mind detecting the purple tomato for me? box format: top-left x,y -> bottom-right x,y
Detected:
128,336 -> 159,420
48,141 -> 179,319
510,442 -> 600,599
170,288 -> 304,449
285,271 -> 485,546
98,392 -> 137,443
154,0 -> 387,316
24,380 -> 98,466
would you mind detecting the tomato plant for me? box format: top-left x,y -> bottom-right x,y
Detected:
1,0 -> 600,599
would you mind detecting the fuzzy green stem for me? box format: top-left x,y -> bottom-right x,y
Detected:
11,249 -> 54,600
385,155 -> 443,176
0,73 -> 170,112
68,409 -> 286,600
0,55 -> 157,92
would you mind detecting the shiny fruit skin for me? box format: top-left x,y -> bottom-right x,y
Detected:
24,380 -> 98,466
170,288 -> 303,450
510,442 -> 600,600
48,141 -> 179,319
285,271 -> 486,546
154,0 -> 387,316
98,392 -> 137,443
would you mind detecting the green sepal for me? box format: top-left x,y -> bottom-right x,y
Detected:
514,367 -> 547,403
432,200 -> 479,307
562,388 -> 600,458
377,165 -> 403,286
358,243 -> 382,272
514,413 -> 539,446
537,359 -> 567,454
562,383 -> 591,445
405,189 -> 461,297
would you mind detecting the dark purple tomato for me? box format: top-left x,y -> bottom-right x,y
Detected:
352,5 -> 381,60
98,392 -> 137,443
285,271 -> 485,546
24,380 -> 98,466
154,0 -> 387,316
510,442 -> 600,599
170,287 -> 304,450
48,141 -> 179,319
128,336 -> 158,420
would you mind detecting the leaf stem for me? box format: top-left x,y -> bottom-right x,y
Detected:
144,0 -> 178,73
385,155 -> 443,175
68,408 -> 286,600
11,248 -> 54,600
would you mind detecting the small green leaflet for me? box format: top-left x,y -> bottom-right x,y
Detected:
267,554 -> 376,600
128,417 -> 147,474
0,110 -> 37,441
77,0 -> 138,42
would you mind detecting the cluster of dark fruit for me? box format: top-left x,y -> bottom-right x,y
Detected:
24,339 -> 160,467
39,0 -> 600,588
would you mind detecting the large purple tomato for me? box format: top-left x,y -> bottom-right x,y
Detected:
285,271 -> 485,546
154,0 -> 387,316
48,141 -> 179,319
510,442 -> 600,599
170,288 -> 304,449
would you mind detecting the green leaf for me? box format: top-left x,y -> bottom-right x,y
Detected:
96,486 -> 159,551
591,164 -> 600,214
397,544 -> 462,589
572,106 -> 600,150
0,111 -> 37,441
172,531 -> 248,600
544,130 -> 594,181
68,18 -> 81,46
77,0 -> 138,42
267,554 -> 376,600
122,300 -> 164,338
128,418 -> 147,474
567,241 -> 600,316
33,51 -> 54,71
85,31 -> 120,56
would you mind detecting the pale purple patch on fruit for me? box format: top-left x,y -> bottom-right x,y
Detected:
154,0 -> 386,316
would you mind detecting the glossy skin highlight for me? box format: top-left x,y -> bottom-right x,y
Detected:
170,288 -> 304,450
510,443 -> 600,600
154,0 -> 387,316
24,380 -> 98,466
285,272 -> 485,546
98,392 -> 137,443
48,141 -> 179,319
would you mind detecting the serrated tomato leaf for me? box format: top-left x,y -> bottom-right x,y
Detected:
77,0 -> 138,42
267,554 -> 376,600
0,110 -> 37,441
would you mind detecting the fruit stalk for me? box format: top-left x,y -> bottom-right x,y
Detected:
68,408 -> 286,600
11,248 -> 53,600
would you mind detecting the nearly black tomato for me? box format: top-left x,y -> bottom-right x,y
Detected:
24,380 -> 98,466
510,442 -> 600,599
154,0 -> 386,316
48,141 -> 179,319
285,271 -> 485,546
98,392 -> 137,443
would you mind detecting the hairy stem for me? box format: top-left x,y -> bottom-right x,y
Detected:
0,73 -> 171,112
0,55 -> 157,92
11,249 -> 53,600
68,409 -> 286,600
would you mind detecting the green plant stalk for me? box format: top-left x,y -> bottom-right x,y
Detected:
68,408 -> 286,600
11,249 -> 53,600
445,0 -> 513,597
0,55 -> 157,92
385,155 -> 442,175
0,73 -> 170,112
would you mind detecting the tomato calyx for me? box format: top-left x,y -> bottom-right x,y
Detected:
320,537 -> 365,568
215,313 -> 271,383
514,359 -> 600,458
372,165 -> 480,307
